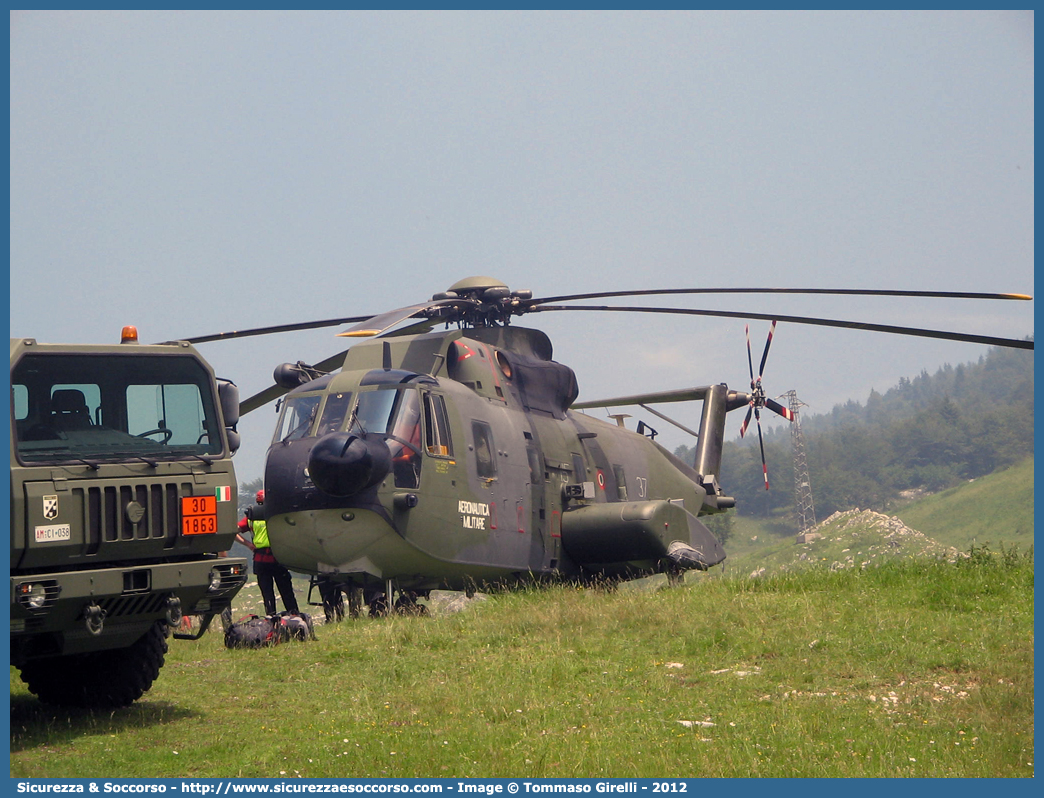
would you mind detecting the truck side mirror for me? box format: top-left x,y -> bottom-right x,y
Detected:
217,379 -> 241,454
217,379 -> 240,427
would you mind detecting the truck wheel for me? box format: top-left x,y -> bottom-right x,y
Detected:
19,622 -> 169,708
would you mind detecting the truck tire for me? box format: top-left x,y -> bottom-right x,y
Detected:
19,622 -> 169,708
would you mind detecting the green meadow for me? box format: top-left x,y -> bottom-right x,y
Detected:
11,542 -> 1033,779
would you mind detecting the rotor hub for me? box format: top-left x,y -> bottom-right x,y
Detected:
430,277 -> 533,328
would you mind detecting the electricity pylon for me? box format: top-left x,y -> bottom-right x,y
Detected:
781,390 -> 817,541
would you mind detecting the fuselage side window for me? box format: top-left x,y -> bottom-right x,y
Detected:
388,390 -> 422,489
613,464 -> 628,501
472,421 -> 497,480
424,393 -> 453,457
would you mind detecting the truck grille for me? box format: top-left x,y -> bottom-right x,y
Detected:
98,591 -> 171,619
82,483 -> 182,553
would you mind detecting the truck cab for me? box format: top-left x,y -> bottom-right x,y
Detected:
10,332 -> 248,707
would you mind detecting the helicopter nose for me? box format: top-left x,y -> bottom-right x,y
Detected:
308,432 -> 392,497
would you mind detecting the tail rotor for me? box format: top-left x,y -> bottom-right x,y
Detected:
740,321 -> 794,489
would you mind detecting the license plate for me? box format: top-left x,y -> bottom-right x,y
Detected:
181,495 -> 218,536
35,524 -> 71,543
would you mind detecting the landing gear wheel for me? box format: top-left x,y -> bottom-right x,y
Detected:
317,579 -> 346,623
394,591 -> 428,616
348,587 -> 364,619
368,593 -> 390,618
19,622 -> 169,708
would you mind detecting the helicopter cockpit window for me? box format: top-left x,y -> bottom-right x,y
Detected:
351,389 -> 398,436
424,393 -> 453,457
472,421 -> 497,480
317,392 -> 353,436
351,388 -> 422,489
275,394 -> 322,442
388,390 -> 422,489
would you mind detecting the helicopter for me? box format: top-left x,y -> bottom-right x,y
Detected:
182,277 -> 1033,615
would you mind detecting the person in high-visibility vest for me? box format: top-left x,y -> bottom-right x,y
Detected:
236,489 -> 300,616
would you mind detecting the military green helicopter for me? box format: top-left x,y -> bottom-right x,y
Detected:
184,277 -> 1032,614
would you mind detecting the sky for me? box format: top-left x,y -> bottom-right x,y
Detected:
9,10 -> 1035,486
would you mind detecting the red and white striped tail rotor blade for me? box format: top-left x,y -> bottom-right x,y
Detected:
764,397 -> 794,421
740,405 -> 753,438
758,320 -> 778,379
754,409 -> 769,490
745,324 -> 755,383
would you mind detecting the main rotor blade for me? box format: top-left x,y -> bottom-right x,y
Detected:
179,315 -> 373,345
236,318 -> 442,417
240,383 -> 290,416
534,305 -> 1034,350
179,297 -> 465,345
311,348 -> 353,373
336,297 -> 477,338
336,303 -> 438,338
526,287 -> 1033,306
238,347 -> 354,417
382,317 -> 442,338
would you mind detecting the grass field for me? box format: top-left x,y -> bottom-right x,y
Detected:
10,544 -> 1034,779
894,458 -> 1034,551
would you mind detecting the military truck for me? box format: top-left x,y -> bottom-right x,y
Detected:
10,328 -> 248,707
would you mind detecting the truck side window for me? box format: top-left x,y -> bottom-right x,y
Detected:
13,384 -> 28,421
472,421 -> 497,479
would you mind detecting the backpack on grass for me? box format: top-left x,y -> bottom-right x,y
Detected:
224,612 -> 315,649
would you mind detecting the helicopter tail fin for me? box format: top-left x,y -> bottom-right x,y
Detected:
693,384 -> 749,496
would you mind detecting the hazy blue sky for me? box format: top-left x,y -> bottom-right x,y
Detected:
10,10 -> 1034,484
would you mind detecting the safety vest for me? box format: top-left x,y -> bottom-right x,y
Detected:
252,518 -> 270,549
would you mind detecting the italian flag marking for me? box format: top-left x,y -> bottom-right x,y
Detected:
216,485 -> 233,502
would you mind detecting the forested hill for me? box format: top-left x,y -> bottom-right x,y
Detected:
676,343 -> 1034,521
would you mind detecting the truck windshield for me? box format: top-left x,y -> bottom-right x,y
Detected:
12,353 -> 225,464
